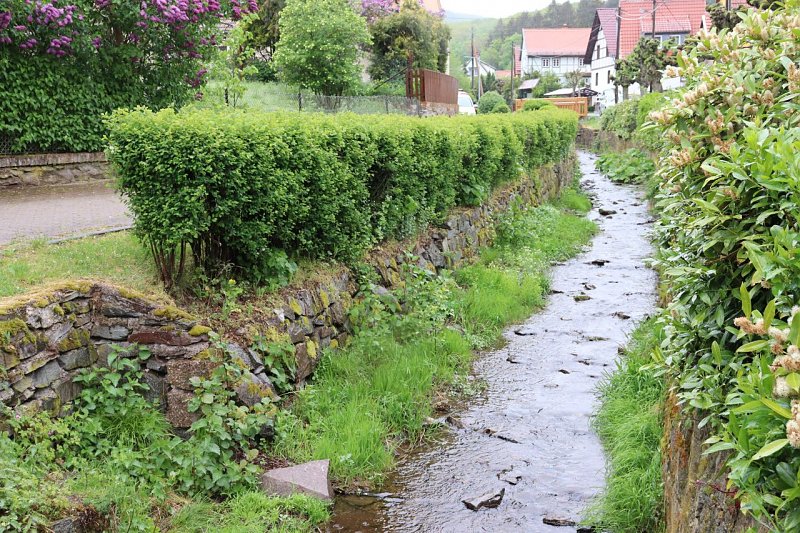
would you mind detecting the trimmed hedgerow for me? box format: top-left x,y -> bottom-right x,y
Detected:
107,108 -> 577,285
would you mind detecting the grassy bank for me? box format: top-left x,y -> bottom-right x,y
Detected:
585,319 -> 666,532
0,233 -> 160,299
272,190 -> 597,487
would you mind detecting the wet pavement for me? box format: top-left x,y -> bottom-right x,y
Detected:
330,151 -> 658,532
0,181 -> 130,246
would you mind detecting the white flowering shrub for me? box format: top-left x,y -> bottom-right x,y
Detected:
649,1 -> 800,529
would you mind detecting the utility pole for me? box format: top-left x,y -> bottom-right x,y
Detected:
615,6 -> 621,104
470,28 -> 475,93
652,0 -> 657,39
510,46 -> 515,110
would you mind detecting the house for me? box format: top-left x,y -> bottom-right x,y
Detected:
586,0 -> 712,106
517,78 -> 539,99
464,58 -> 497,78
520,27 -> 592,83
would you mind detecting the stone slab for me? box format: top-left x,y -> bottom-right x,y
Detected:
261,459 -> 333,500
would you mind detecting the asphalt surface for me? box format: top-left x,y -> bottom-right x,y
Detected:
0,181 -> 131,246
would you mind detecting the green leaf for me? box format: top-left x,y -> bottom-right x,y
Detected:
201,393 -> 215,404
787,373 -> 800,392
740,283 -> 752,318
752,439 -> 789,461
703,441 -> 736,455
761,398 -> 792,419
763,300 -> 776,330
791,313 -> 800,347
737,340 -> 769,353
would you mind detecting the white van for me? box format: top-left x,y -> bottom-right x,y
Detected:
458,91 -> 476,115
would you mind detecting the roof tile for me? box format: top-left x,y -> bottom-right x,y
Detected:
523,27 -> 592,57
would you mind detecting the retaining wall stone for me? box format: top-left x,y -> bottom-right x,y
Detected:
0,153 -> 575,421
0,152 -> 109,188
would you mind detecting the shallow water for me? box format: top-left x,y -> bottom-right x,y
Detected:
330,151 -> 658,532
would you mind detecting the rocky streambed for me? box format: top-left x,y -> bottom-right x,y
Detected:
330,151 -> 658,532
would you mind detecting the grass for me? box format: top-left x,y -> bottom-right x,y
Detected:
581,116 -> 602,130
272,189 -> 597,488
584,318 -> 666,533
0,232 -> 160,299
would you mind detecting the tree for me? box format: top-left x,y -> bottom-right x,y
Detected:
273,0 -> 370,95
246,0 -> 286,59
482,72 -> 498,93
613,56 -> 637,100
629,38 -> 667,93
368,0 -> 450,82
564,70 -> 585,95
532,72 -> 562,97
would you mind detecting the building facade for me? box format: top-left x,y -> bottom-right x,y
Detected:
520,28 -> 592,83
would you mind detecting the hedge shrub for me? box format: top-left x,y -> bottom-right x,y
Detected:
521,99 -> 555,112
477,91 -> 505,114
107,109 -> 577,285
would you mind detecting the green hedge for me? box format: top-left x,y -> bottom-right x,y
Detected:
107,108 -> 577,284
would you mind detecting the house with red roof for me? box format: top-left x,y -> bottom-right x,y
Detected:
585,0 -> 714,106
520,27 -> 592,83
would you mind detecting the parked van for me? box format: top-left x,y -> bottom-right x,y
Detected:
458,91 -> 476,115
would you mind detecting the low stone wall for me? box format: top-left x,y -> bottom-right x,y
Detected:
0,153 -> 574,423
576,127 -> 636,153
662,393 -> 760,532
419,101 -> 458,117
0,152 -> 109,188
0,283 -> 274,428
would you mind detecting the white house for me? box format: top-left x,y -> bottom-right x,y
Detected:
464,58 -> 497,78
584,8 -> 618,109
520,27 -> 592,83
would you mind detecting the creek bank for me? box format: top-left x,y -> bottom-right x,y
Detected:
329,151 -> 658,531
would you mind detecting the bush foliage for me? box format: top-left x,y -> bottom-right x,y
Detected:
649,3 -> 800,530
107,109 -> 577,286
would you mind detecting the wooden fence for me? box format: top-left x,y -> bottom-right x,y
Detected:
406,68 -> 458,106
515,97 -> 590,117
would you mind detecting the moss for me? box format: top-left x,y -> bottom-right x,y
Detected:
288,298 -> 303,316
117,286 -> 149,300
319,289 -> 330,309
34,298 -> 51,308
0,319 -> 34,351
52,304 -> 65,317
306,340 -> 318,359
188,325 -> 212,337
329,339 -> 339,350
56,329 -> 90,353
153,306 -> 195,322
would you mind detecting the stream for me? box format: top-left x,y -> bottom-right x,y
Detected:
329,150 -> 658,532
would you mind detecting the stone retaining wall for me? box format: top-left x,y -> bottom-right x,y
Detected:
0,154 -> 574,423
576,127 -> 636,153
662,393 -> 760,532
0,152 -> 109,188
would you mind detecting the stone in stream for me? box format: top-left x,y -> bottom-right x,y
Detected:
589,259 -> 609,266
543,516 -> 577,527
598,208 -> 617,216
261,459 -> 334,500
506,354 -> 522,364
582,282 -> 596,290
498,467 -> 522,485
613,311 -> 631,320
574,293 -> 591,302
462,487 -> 505,511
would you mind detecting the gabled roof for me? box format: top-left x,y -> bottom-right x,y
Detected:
523,27 -> 592,57
496,70 -> 513,78
584,8 -> 619,63
513,45 -> 522,76
618,0 -> 707,58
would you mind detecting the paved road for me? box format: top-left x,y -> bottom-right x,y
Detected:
0,181 -> 131,246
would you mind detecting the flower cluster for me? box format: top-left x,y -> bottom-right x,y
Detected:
360,0 -> 399,22
736,307 -> 800,448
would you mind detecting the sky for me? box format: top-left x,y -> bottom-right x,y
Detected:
441,0 -> 553,19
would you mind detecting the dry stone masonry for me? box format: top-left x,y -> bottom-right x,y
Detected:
0,152 -> 109,188
0,156 -> 574,423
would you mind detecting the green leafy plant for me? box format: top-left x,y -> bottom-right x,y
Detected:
107,108 -> 578,287
596,149 -> 656,185
251,336 -> 297,395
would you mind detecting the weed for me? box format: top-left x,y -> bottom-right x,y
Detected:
584,319 -> 666,532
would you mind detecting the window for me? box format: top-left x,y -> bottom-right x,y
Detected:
579,58 -> 584,66
595,72 -> 599,85
542,58 -> 550,68
607,70 -> 611,83
552,57 -> 560,68
596,44 -> 600,59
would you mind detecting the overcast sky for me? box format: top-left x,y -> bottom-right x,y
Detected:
441,0 -> 552,19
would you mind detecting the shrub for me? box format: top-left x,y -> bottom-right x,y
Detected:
600,98 -> 639,139
0,0 -> 252,154
107,109 -> 578,286
650,3 -> 800,529
595,149 -> 655,185
477,91 -> 504,114
491,101 -> 511,113
521,99 -> 555,112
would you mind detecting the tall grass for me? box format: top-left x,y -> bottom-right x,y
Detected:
0,232 -> 159,298
585,319 -> 666,532
273,190 -> 597,487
